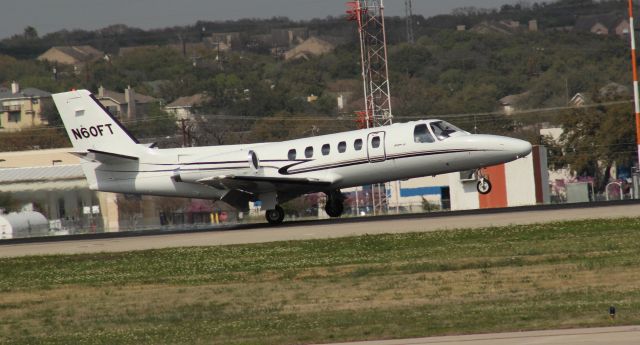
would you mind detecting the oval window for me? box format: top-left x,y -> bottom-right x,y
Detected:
322,144 -> 330,156
338,141 -> 347,153
371,136 -> 380,148
305,146 -> 314,158
354,139 -> 363,151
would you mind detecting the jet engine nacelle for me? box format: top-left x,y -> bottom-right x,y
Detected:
174,149 -> 260,184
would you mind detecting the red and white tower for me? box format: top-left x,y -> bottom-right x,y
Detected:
628,0 -> 640,166
347,1 -> 394,215
347,0 -> 394,129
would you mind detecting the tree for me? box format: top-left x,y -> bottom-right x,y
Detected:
559,102 -> 636,191
127,103 -> 178,140
23,26 -> 39,39
0,192 -> 19,213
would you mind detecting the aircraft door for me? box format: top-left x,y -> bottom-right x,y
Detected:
367,131 -> 386,163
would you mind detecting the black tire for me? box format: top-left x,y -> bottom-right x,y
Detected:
265,205 -> 285,225
477,179 -> 492,195
325,190 -> 345,218
325,202 -> 344,218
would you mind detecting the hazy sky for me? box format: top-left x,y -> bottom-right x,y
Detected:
1,0 -> 519,40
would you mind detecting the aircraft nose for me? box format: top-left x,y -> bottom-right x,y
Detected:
504,138 -> 532,158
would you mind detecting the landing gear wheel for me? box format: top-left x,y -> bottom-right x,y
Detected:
477,178 -> 492,195
325,190 -> 345,218
265,205 -> 285,225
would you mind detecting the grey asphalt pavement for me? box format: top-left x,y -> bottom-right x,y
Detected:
1,203 -> 639,257
316,326 -> 640,345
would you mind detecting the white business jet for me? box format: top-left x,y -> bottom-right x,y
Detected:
52,90 -> 532,224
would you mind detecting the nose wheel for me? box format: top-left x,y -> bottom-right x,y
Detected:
476,169 -> 492,195
477,178 -> 492,194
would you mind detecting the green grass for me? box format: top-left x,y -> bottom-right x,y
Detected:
1,218 -> 640,344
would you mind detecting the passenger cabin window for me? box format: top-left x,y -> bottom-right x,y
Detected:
430,121 -> 464,140
414,124 -> 435,143
322,144 -> 330,156
338,141 -> 347,153
305,146 -> 314,158
354,139 -> 363,151
288,149 -> 296,160
371,136 -> 381,148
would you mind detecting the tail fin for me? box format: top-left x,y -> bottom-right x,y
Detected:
52,89 -> 142,156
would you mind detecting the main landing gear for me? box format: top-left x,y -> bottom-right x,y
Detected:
475,169 -> 492,195
265,205 -> 285,225
325,190 -> 345,218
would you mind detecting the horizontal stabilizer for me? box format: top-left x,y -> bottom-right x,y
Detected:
72,149 -> 139,164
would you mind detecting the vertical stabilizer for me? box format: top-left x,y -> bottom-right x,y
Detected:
52,89 -> 142,155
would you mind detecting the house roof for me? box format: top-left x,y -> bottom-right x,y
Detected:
0,87 -> 51,101
499,92 -> 529,105
284,36 -> 336,60
470,21 -> 519,35
166,93 -> 210,108
97,88 -> 157,105
569,92 -> 590,107
574,14 -> 625,32
39,45 -> 104,63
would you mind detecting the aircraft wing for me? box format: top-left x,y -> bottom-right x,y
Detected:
197,174 -> 332,193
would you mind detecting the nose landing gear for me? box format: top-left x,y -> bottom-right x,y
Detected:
477,178 -> 492,194
476,169 -> 492,195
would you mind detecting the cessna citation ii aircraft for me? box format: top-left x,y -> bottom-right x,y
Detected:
53,90 -> 532,225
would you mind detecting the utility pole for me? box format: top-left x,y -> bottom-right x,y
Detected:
180,119 -> 191,147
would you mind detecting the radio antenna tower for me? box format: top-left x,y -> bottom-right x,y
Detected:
405,0 -> 415,44
347,0 -> 393,129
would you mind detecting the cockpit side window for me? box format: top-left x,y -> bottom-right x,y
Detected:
430,121 -> 463,140
414,124 -> 435,143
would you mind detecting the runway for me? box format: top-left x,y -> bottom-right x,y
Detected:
318,326 -> 640,345
2,202 -> 640,258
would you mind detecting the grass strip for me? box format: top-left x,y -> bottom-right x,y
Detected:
1,217 -> 639,344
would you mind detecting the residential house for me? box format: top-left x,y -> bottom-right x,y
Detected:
209,32 -> 242,51
499,92 -> 529,115
37,46 -> 104,72
470,20 -> 521,35
599,82 -> 629,100
165,93 -> 211,120
569,93 -> 589,107
284,37 -> 335,61
0,82 -> 52,131
95,86 -> 158,120
271,27 -> 309,47
574,15 -> 629,36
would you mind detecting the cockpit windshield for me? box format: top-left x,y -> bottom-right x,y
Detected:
413,124 -> 435,143
429,121 -> 466,140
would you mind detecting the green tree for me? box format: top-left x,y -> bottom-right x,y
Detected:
0,192 -> 19,212
560,102 -> 636,191
23,26 -> 39,39
128,103 -> 177,140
